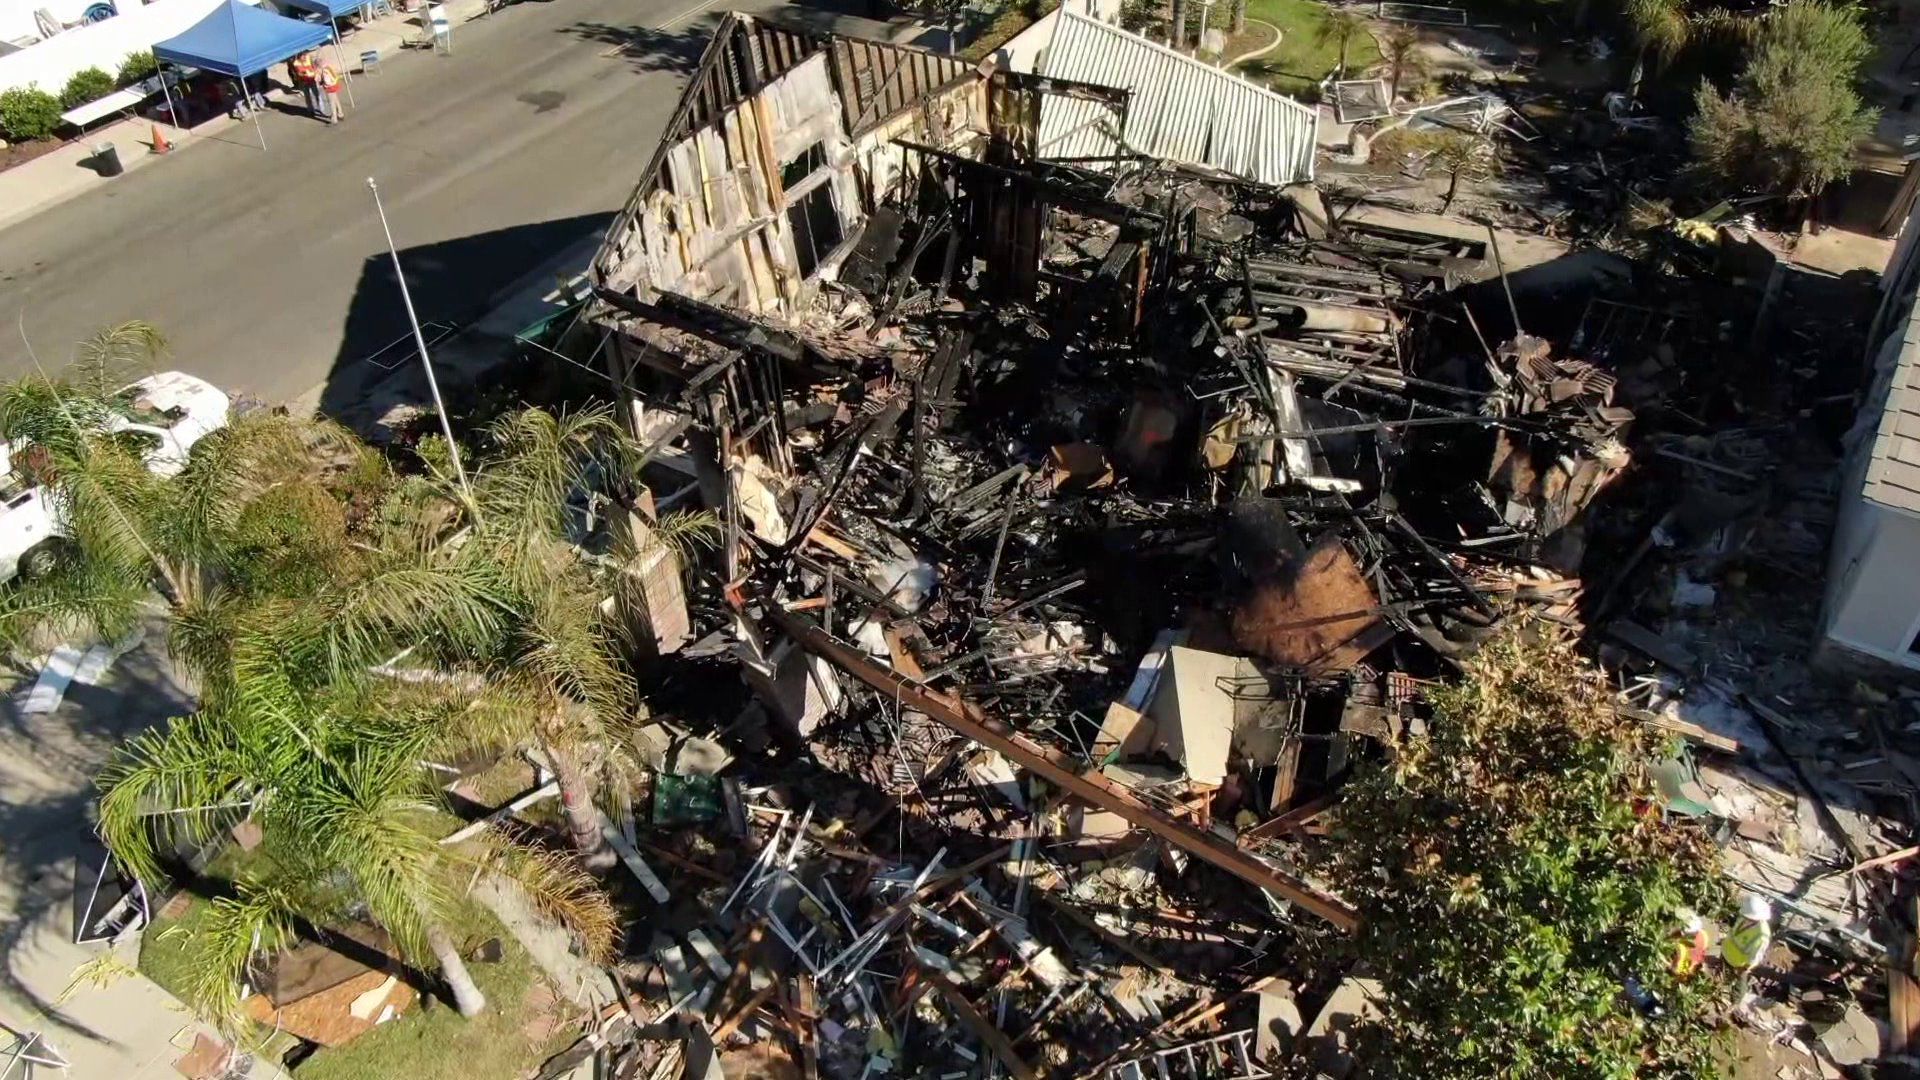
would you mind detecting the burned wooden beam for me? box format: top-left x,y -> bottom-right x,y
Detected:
894,139 -> 1162,228
994,68 -> 1133,108
591,285 -> 805,364
758,603 -> 1361,931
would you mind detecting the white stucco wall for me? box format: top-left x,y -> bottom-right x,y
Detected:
1825,498 -> 1920,670
0,0 -> 231,99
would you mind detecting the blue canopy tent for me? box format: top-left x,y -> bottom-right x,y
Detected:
151,0 -> 333,148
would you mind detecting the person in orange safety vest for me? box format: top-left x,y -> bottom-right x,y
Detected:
289,51 -> 323,119
317,61 -> 341,124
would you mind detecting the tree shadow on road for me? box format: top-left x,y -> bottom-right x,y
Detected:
556,21 -> 710,75
755,0 -> 914,38
558,0 -> 916,76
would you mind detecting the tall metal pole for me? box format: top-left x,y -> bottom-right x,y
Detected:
157,64 -> 179,141
366,177 -> 472,499
247,80 -> 267,149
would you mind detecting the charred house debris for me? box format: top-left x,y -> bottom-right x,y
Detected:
540,12 -> 1909,1078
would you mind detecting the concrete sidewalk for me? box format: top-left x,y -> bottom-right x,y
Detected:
0,114 -> 222,235
0,0 -> 490,235
5,928 -> 295,1080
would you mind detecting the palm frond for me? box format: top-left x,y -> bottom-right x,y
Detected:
96,712 -> 251,886
517,573 -> 637,736
177,877 -> 298,1036
162,414 -> 331,560
295,751 -> 449,963
51,435 -> 170,584
74,321 -> 167,378
0,373 -> 116,453
320,564 -> 513,682
0,555 -> 147,653
619,508 -> 721,566
460,835 -> 619,963
168,588 -> 243,692
471,406 -> 635,572
384,671 -> 542,760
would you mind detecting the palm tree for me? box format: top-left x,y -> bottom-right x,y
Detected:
97,604 -> 616,1028
0,329 -> 389,662
377,406 -> 718,871
1171,0 -> 1188,50
1383,22 -> 1421,101
1315,6 -> 1369,78
1625,0 -> 1691,96
1231,0 -> 1247,35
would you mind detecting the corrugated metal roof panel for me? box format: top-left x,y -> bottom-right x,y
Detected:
1034,11 -> 1317,186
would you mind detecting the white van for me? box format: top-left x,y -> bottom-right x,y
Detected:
0,372 -> 230,582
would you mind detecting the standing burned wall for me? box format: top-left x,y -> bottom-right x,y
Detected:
590,13 -> 990,325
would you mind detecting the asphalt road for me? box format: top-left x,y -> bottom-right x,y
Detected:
0,0 -> 903,408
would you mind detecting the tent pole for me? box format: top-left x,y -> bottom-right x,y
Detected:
249,83 -> 266,149
332,22 -> 355,109
157,62 -> 179,141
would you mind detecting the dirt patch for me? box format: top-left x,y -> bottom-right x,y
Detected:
717,1046 -> 802,1080
0,138 -> 64,175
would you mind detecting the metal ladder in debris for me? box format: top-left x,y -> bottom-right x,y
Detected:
1108,1029 -> 1270,1079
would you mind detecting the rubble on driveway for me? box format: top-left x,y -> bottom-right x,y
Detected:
525,14 -> 1918,1077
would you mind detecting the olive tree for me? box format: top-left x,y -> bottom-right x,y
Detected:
1688,0 -> 1875,201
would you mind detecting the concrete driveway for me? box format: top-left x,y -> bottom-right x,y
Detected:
0,0 -> 907,413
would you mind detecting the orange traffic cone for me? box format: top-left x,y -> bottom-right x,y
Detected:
150,124 -> 171,155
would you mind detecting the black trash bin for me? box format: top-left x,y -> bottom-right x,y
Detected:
92,143 -> 124,177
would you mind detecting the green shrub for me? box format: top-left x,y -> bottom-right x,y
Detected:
1119,0 -> 1158,32
0,86 -> 62,142
117,50 -> 157,86
60,67 -> 116,111
959,0 -> 1060,61
1320,627 -> 1734,1080
1688,0 -> 1876,199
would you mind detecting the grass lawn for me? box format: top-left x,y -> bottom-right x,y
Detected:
1233,0 -> 1385,93
138,893 -> 216,1003
140,895 -> 571,1080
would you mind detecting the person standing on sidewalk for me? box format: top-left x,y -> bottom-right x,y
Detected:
317,60 -> 341,125
289,51 -> 323,120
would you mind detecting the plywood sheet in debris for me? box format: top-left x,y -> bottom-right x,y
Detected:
245,962 -> 416,1048
1231,535 -> 1391,673
1148,646 -> 1240,785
